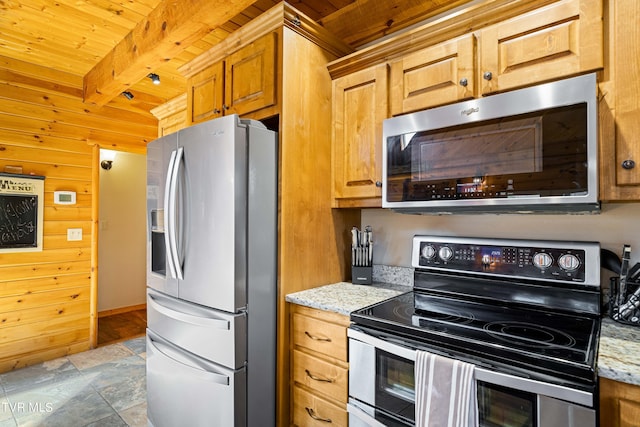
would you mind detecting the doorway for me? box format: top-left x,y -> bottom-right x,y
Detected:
97,149 -> 148,345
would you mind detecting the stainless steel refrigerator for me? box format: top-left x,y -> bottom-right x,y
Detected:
145,115 -> 277,427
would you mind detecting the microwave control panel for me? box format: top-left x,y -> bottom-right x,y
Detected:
411,236 -> 600,285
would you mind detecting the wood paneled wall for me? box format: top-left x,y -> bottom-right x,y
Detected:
0,56 -> 156,372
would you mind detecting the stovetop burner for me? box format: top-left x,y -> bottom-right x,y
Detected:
352,289 -> 600,386
482,321 -> 577,349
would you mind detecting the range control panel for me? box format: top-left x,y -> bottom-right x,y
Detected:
411,236 -> 601,286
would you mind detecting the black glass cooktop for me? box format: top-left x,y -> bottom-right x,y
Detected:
351,291 -> 599,385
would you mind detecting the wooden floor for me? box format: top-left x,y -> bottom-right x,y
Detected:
97,309 -> 147,346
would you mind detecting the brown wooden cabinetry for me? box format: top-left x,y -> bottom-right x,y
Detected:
479,0 -> 603,95
600,377 -> 640,427
329,0 -> 604,208
599,0 -> 640,200
332,64 -> 388,207
389,34 -> 475,115
185,32 -> 276,125
150,94 -> 188,137
290,304 -> 349,427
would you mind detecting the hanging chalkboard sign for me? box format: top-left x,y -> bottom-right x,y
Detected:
0,173 -> 45,252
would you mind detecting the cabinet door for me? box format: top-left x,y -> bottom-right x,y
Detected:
600,377 -> 640,427
224,32 -> 277,116
332,64 -> 388,206
187,61 -> 224,125
390,34 -> 475,115
611,0 -> 640,188
479,0 -> 603,95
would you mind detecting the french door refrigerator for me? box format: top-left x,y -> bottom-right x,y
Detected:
145,115 -> 277,427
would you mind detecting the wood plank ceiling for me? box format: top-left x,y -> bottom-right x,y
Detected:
0,0 -> 469,115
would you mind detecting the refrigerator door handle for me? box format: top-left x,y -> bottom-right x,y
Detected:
163,148 -> 178,279
166,147 -> 184,280
147,333 -> 230,386
148,291 -> 231,330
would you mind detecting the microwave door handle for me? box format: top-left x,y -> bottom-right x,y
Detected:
167,147 -> 184,280
163,149 -> 179,279
147,334 -> 230,385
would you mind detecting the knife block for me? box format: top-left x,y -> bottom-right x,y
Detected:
352,266 -> 372,285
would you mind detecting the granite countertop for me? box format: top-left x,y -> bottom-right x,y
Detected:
599,318 -> 640,386
285,281 -> 411,316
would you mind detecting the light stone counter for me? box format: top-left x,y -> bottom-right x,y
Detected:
599,318 -> 640,386
285,281 -> 411,316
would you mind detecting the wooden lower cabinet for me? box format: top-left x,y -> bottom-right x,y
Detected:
599,377 -> 640,427
290,304 -> 350,426
292,385 -> 348,427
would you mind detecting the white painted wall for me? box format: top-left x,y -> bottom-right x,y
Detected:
362,203 -> 640,268
98,150 -> 147,312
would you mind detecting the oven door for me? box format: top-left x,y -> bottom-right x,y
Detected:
348,327 -> 596,427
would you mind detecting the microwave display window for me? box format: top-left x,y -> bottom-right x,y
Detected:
385,103 -> 588,203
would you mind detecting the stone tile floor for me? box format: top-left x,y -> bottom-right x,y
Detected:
0,337 -> 147,427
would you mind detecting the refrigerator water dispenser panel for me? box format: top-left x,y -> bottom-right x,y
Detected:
150,209 -> 166,276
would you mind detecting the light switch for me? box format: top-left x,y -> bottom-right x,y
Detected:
67,228 -> 83,241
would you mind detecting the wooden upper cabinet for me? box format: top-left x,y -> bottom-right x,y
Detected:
224,32 -> 277,117
186,32 -> 277,125
187,61 -> 224,125
599,0 -> 640,200
390,34 -> 476,115
479,0 -> 603,95
150,94 -> 188,137
332,64 -> 388,207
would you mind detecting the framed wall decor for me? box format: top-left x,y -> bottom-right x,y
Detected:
0,173 -> 45,252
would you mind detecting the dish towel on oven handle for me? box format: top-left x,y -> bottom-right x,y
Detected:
415,350 -> 478,427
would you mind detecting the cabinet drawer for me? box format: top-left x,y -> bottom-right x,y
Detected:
292,349 -> 348,403
292,385 -> 347,427
292,312 -> 347,361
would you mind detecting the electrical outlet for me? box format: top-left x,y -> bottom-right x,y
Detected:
67,228 -> 83,241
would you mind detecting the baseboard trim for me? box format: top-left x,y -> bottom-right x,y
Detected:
98,303 -> 146,318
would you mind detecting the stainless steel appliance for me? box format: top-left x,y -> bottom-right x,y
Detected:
382,73 -> 599,214
145,115 -> 277,427
348,236 -> 601,427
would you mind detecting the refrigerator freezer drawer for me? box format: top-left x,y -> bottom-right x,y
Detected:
147,289 -> 247,369
147,331 -> 246,427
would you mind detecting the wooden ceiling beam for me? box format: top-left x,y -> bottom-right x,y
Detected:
83,0 -> 255,106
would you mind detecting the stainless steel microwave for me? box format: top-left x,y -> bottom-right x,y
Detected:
382,73 -> 599,214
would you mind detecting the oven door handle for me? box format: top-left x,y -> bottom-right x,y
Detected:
347,402 -> 388,427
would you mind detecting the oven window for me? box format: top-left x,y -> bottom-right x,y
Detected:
478,381 -> 536,427
385,103 -> 588,203
376,349 -> 415,424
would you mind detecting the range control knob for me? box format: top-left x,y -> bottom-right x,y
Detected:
421,244 -> 436,259
533,252 -> 553,269
438,246 -> 454,261
558,254 -> 580,271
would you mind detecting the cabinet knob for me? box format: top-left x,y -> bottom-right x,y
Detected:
375,181 -> 382,188
459,78 -> 468,87
622,159 -> 636,170
213,108 -> 221,114
222,104 -> 229,111
483,71 -> 493,81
